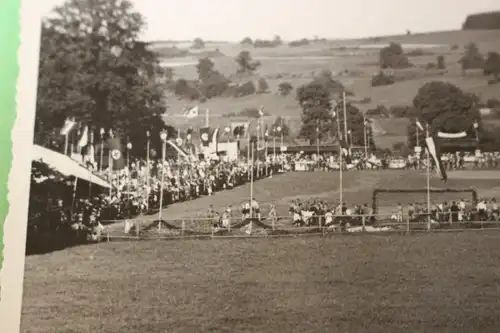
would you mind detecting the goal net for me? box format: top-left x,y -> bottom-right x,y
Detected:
372,188 -> 477,218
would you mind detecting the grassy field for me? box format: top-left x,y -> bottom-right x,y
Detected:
160,30 -> 500,149
21,232 -> 500,333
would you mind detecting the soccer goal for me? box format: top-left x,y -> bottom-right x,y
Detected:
372,188 -> 478,218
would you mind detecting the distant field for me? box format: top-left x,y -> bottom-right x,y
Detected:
162,30 -> 500,149
22,232 -> 500,333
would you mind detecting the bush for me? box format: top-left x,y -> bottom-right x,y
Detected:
366,105 -> 390,117
174,79 -> 201,100
486,98 -> 500,109
389,105 -> 418,118
234,81 -> 256,97
240,37 -> 253,45
425,62 -> 437,69
371,71 -> 395,87
257,78 -> 269,93
253,39 -> 276,48
238,107 -> 265,118
379,42 -> 412,69
462,11 -> 500,30
278,82 -> 293,96
406,49 -> 431,57
199,75 -> 230,99
437,55 -> 446,69
288,38 -> 310,47
451,44 -> 459,50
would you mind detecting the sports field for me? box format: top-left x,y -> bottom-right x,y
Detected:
21,232 -> 500,333
134,169 -> 500,221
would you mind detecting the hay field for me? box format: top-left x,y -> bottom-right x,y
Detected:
22,232 -> 500,333
161,30 -> 500,149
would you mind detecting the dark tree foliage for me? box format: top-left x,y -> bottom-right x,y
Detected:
278,82 -> 293,96
288,39 -> 310,47
334,103 -> 376,149
412,81 -> 481,134
192,37 -> 205,49
36,0 -> 168,158
296,81 -> 334,144
234,81 -> 256,97
311,69 -> 346,96
484,52 -> 500,78
371,71 -> 395,87
235,51 -> 261,74
196,57 -> 230,98
257,78 -> 269,93
437,55 -> 446,69
460,42 -> 484,73
462,11 -> 500,30
240,37 -> 253,45
389,105 -> 419,118
379,43 -> 412,69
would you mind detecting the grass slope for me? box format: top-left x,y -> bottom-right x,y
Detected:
21,232 -> 500,333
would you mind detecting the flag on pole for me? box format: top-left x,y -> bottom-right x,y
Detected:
77,125 -> 89,148
231,122 -> 249,138
183,105 -> 199,119
258,107 -> 265,117
200,127 -> 210,147
108,137 -> 126,170
167,140 -> 190,159
60,118 -> 76,136
209,128 -> 220,153
339,138 -> 351,164
425,136 -> 447,182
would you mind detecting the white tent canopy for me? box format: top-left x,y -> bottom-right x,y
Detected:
32,144 -> 111,189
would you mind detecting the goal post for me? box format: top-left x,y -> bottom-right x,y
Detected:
372,188 -> 478,217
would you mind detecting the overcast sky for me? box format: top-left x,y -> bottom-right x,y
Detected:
40,0 -> 499,42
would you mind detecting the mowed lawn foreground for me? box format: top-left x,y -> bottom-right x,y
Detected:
22,233 -> 500,333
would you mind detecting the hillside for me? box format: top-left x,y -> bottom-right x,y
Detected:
158,29 -> 500,149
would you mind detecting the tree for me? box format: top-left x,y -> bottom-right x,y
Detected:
412,81 -> 481,133
192,38 -> 205,49
273,35 -> 283,46
296,81 -> 335,144
371,71 -> 395,87
460,42 -> 484,74
462,11 -> 500,30
379,42 -> 412,69
164,67 -> 174,82
235,51 -> 261,74
36,0 -> 168,158
484,51 -> 500,78
278,82 -> 293,96
240,37 -> 253,45
312,69 -> 345,96
257,78 -> 269,93
437,55 -> 446,69
333,102 -> 376,148
196,57 -> 229,98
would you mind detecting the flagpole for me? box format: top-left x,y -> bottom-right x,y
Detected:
158,131 -> 167,230
64,134 -> 69,156
416,123 -> 420,169
338,116 -> 343,208
146,131 -> 150,211
363,115 -> 368,161
99,134 -> 104,172
247,126 -> 251,180
426,123 -> 431,231
205,108 -> 209,127
250,141 -> 254,219
343,91 -> 348,142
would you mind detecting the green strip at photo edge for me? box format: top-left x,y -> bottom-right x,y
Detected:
0,0 -> 22,277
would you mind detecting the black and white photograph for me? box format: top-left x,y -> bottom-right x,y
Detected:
19,0 -> 500,331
